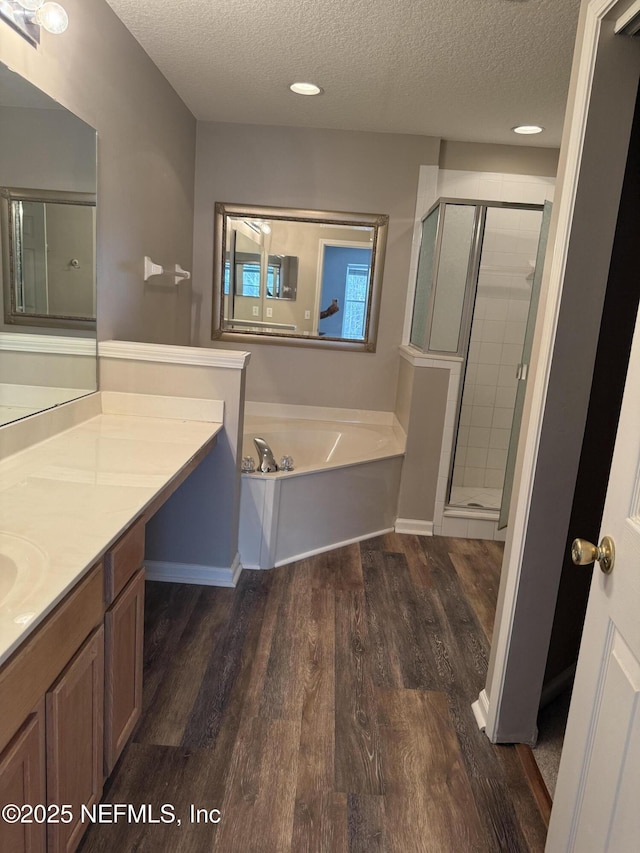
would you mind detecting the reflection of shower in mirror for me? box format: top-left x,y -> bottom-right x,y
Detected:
1,187 -> 96,329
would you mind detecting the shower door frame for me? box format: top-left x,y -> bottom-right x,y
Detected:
412,198 -> 485,358
427,198 -> 546,515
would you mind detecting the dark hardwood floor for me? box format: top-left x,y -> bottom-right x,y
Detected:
79,533 -> 547,852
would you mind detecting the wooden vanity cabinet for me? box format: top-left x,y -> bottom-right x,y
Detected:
103,519 -> 146,775
104,568 -> 145,775
0,565 -> 103,853
0,702 -> 46,853
0,519 -> 147,851
46,628 -> 104,853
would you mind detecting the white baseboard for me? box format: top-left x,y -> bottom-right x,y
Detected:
145,553 -> 242,587
395,518 -> 434,536
472,688 -> 490,732
272,527 -> 396,569
239,560 -> 261,571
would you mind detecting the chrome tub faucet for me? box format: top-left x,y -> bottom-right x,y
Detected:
253,437 -> 279,472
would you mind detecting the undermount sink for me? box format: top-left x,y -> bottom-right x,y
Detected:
0,532 -> 47,612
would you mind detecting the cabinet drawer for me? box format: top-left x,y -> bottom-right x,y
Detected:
0,564 -> 104,755
104,519 -> 145,604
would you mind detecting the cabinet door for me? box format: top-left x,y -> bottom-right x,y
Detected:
104,568 -> 145,775
0,703 -> 46,853
46,626 -> 104,853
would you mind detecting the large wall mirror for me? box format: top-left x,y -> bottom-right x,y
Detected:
0,62 -> 97,427
212,203 -> 389,351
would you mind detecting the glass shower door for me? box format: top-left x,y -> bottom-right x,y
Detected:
410,206 -> 439,349
498,201 -> 553,528
410,202 -> 479,355
449,203 -> 544,511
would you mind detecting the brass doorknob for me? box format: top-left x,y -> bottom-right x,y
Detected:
571,536 -> 615,574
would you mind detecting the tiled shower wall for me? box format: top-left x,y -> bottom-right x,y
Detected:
453,208 -> 543,491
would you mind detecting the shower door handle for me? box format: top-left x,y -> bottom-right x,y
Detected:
516,363 -> 528,381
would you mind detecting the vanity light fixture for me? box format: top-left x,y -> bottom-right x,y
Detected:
16,0 -> 68,34
289,82 -> 323,96
512,124 -> 544,135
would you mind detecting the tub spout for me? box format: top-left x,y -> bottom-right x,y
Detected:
254,437 -> 279,472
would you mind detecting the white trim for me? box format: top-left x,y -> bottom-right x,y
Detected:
98,340 -> 251,369
100,391 -> 224,423
480,0 -> 620,743
471,689 -> 490,732
0,332 -> 95,356
273,528 -> 395,568
398,344 -> 464,367
144,554 -> 242,587
394,518 -> 434,536
615,0 -> 640,33
443,507 -> 499,522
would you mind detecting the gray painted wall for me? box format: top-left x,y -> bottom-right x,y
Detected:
0,105 -> 96,192
439,140 -> 560,176
1,0 -> 197,346
193,122 -> 440,412
486,19 -> 640,742
396,360 -> 449,522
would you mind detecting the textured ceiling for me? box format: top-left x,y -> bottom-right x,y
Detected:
104,0 -> 581,147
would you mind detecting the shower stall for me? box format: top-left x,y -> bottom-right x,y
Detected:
410,198 -> 551,525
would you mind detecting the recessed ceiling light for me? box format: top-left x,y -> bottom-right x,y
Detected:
512,124 -> 544,135
289,82 -> 323,96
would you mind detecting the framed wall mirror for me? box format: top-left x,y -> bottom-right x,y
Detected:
212,203 -> 389,351
0,61 -> 98,427
1,187 -> 96,329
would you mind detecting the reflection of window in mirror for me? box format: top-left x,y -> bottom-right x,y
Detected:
318,244 -> 372,340
343,263 -> 371,339
235,258 -> 260,297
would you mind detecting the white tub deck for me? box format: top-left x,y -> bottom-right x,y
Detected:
239,409 -> 405,570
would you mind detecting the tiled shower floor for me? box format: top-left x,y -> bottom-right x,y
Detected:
449,485 -> 502,511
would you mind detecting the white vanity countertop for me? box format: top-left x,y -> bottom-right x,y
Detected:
0,411 -> 222,666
